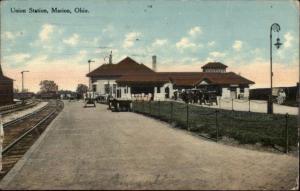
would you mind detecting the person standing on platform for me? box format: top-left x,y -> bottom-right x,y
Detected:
0,114 -> 4,172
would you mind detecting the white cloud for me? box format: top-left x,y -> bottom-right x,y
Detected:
78,50 -> 87,58
5,53 -> 31,64
283,32 -> 294,48
63,33 -> 80,46
209,51 -> 226,58
3,32 -> 15,40
123,32 -> 141,48
188,26 -> 202,37
277,32 -> 297,60
176,26 -> 203,52
232,40 -> 243,51
102,25 -> 114,33
176,37 -> 196,49
207,41 -> 216,47
92,37 -> 100,46
39,24 -> 55,42
2,31 -> 24,41
152,39 -> 168,47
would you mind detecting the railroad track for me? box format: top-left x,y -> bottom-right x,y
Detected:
0,100 -> 40,116
0,100 -> 64,180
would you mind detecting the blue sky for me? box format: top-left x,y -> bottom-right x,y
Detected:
1,0 -> 299,92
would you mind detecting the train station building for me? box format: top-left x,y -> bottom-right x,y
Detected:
87,56 -> 254,101
0,64 -> 14,106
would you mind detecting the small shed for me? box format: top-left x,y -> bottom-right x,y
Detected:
0,64 -> 14,106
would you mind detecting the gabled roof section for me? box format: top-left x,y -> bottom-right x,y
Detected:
198,72 -> 254,85
171,72 -> 254,86
0,63 -> 13,82
116,72 -> 254,87
201,62 -> 228,69
0,63 -> 2,75
87,57 -> 154,77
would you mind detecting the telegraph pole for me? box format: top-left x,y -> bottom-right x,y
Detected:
87,59 -> 95,91
21,70 -> 29,92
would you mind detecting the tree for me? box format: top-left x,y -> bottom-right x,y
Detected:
39,80 -> 58,93
76,84 -> 88,97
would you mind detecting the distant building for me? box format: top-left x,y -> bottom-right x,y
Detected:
0,64 -> 13,106
87,56 -> 254,100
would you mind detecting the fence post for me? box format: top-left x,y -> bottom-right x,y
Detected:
186,103 -> 189,130
132,101 -> 134,112
232,98 -> 234,111
285,113 -> 289,153
219,97 -> 221,109
149,101 -> 151,115
170,101 -> 173,122
216,110 -> 219,142
248,99 -> 250,112
143,100 -> 145,113
158,100 -> 161,118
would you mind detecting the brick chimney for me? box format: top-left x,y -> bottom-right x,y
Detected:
152,55 -> 157,72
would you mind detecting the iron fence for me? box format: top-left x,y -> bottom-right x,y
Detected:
132,100 -> 297,153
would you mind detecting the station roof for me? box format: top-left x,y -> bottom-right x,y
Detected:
0,63 -> 13,82
116,73 -> 171,86
116,72 -> 254,86
87,57 -> 154,77
201,62 -> 228,69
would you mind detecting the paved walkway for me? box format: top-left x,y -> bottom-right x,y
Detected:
0,101 -> 298,190
202,99 -> 298,115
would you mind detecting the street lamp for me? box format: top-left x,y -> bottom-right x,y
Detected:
21,70 -> 29,92
268,23 -> 282,114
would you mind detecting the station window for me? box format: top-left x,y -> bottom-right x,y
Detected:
92,84 -> 97,92
113,84 -> 117,94
157,87 -> 161,93
240,87 -> 245,93
104,84 -> 109,94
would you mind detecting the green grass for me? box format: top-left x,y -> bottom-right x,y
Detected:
133,101 -> 298,149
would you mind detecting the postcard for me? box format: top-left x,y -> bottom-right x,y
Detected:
0,0 -> 299,190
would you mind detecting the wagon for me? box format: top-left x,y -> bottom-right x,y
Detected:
108,98 -> 132,112
84,92 -> 96,108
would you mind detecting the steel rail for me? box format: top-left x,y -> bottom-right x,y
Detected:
3,102 -> 50,129
2,110 -> 56,155
0,100 -> 35,112
0,103 -> 23,111
0,101 -> 40,116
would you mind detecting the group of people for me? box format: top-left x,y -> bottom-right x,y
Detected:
176,90 -> 218,105
132,93 -> 154,101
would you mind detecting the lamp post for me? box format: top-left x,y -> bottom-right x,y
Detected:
21,70 -> 29,92
88,59 -> 95,91
268,23 -> 282,114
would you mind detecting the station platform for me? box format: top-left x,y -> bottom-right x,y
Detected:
0,101 -> 298,190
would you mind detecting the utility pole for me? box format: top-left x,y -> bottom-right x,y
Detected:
87,59 -> 95,91
21,70 -> 29,92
